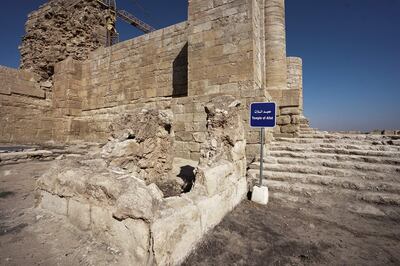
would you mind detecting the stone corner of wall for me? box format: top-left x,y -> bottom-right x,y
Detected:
286,56 -> 303,63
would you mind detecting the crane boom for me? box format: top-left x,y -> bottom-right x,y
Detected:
116,9 -> 155,33
96,0 -> 155,33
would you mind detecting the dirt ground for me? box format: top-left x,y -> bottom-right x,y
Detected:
0,161 -> 119,266
183,195 -> 400,266
1,160 -> 400,266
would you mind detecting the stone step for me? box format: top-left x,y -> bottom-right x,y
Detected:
263,179 -> 400,206
298,133 -> 400,141
0,150 -> 55,165
268,150 -> 400,165
256,157 -> 400,175
269,146 -> 400,158
274,136 -> 400,146
270,142 -> 400,152
248,169 -> 400,193
249,162 -> 399,182
298,128 -> 315,132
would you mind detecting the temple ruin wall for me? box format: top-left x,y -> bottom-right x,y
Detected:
1,0 -> 305,162
19,0 -> 110,80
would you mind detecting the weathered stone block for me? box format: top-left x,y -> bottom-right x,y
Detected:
90,206 -> 150,264
277,115 -> 291,125
280,107 -> 300,115
151,197 -> 202,266
176,131 -> 193,141
291,115 -> 301,124
193,132 -> 206,143
280,124 -> 300,134
68,199 -> 91,231
39,191 -> 68,216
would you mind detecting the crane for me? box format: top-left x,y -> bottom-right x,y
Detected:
68,0 -> 156,46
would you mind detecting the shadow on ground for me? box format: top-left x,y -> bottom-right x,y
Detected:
183,199 -> 400,266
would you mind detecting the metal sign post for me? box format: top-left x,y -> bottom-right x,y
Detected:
259,127 -> 264,187
250,102 -> 276,205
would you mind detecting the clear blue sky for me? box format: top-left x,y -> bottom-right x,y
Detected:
0,0 -> 399,131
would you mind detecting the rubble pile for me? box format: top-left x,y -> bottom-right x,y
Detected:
19,0 -> 110,80
101,109 -> 180,196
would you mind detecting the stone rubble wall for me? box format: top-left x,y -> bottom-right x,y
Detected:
19,0 -> 110,81
36,96 -> 247,265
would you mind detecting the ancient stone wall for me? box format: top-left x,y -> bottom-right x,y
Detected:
20,0 -> 110,81
287,57 -> 303,114
265,0 -> 287,91
253,0 -> 266,89
81,22 -> 188,111
0,66 -> 55,143
1,0 -> 307,162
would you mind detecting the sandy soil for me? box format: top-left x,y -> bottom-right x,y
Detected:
1,160 -> 400,265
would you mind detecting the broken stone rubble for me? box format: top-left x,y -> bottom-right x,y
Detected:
36,97 -> 248,265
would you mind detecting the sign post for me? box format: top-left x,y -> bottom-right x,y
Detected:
250,102 -> 276,205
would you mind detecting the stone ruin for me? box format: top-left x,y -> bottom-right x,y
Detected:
36,95 -> 247,265
20,0 -> 111,81
1,0 -> 399,265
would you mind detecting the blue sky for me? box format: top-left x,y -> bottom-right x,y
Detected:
0,0 -> 399,131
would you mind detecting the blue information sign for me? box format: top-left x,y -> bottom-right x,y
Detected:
250,102 -> 276,128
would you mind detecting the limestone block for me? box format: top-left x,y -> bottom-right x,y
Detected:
280,107 -> 300,115
200,162 -> 234,196
193,122 -> 207,132
151,197 -> 202,266
90,206 -> 151,265
280,124 -> 300,134
39,191 -> 68,216
190,152 -> 201,161
193,112 -> 207,122
291,115 -> 301,124
277,115 -> 291,125
147,183 -> 164,201
176,131 -> 194,141
281,89 -> 300,107
12,84 -> 45,98
188,142 -> 201,152
231,140 -> 246,161
0,84 -> 11,95
114,180 -> 156,221
68,199 -> 91,231
246,131 -> 261,144
193,132 -> 206,143
174,121 -> 185,131
195,193 -> 228,232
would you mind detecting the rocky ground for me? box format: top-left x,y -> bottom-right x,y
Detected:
1,159 -> 399,265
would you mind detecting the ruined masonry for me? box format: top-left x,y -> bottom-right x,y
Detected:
0,0 -> 306,159
1,0 -> 399,265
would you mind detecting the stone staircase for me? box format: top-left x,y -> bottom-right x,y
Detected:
249,129 -> 400,207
